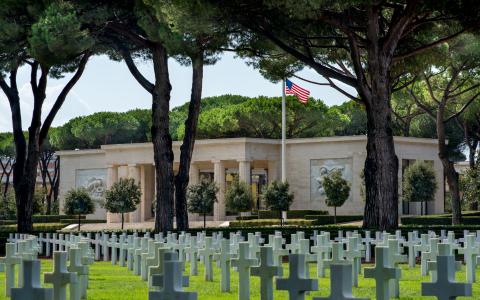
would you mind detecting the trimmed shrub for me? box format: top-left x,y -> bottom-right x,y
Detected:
225,178 -> 253,214
64,188 -> 95,231
403,161 -> 437,215
261,181 -> 294,223
187,181 -> 218,228
104,178 -> 142,230
322,170 -> 350,224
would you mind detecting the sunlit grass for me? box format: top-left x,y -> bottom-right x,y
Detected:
0,259 -> 479,299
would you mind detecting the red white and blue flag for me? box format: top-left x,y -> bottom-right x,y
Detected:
285,79 -> 310,103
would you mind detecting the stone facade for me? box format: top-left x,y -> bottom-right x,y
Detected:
57,136 -> 445,222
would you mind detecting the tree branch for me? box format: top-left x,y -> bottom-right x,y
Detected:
39,52 -> 92,144
393,27 -> 470,63
444,91 -> 480,123
118,46 -> 155,94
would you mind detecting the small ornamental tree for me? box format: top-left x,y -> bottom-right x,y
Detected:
322,170 -> 350,224
187,181 -> 219,228
64,188 -> 95,231
104,178 -> 142,230
225,178 -> 253,217
403,161 -> 437,215
262,181 -> 294,225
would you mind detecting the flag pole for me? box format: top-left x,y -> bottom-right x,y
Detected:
281,79 -> 286,182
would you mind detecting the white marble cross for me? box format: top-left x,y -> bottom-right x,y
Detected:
313,263 -> 369,300
44,251 -> 78,300
109,235 -> 118,265
215,239 -> 232,292
422,243 -> 472,300
11,260 -> 53,300
0,243 -> 22,297
198,237 -> 215,281
458,234 -> 479,283
127,237 -> 140,271
148,253 -> 197,300
251,246 -> 282,300
414,234 -> 430,275
297,239 -> 315,277
141,240 -> 156,280
422,238 -> 439,277
323,242 -> 345,274
67,247 -> 88,300
364,246 -> 400,300
134,237 -> 149,276
272,236 -> 289,267
101,234 -> 110,261
344,237 -> 362,287
311,234 -> 331,278
276,254 -> 318,300
185,236 -> 199,276
403,232 -> 419,268
386,238 -> 407,298
151,251 -> 189,290
231,242 -> 258,300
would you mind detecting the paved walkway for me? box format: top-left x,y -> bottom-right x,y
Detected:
61,220 -> 230,232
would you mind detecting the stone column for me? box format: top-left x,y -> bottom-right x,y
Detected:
106,165 -> 120,223
238,160 -> 251,185
267,160 -> 279,184
128,164 -> 141,223
213,160 -> 226,221
189,163 -> 200,185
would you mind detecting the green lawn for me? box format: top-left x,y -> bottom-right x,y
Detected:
0,259 -> 479,299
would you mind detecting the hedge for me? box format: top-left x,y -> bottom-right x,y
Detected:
60,219 -> 107,224
0,215 -> 85,223
0,220 -> 17,225
401,216 -> 480,225
306,215 -> 364,225
258,210 -> 328,219
0,223 -> 66,233
229,219 -> 316,227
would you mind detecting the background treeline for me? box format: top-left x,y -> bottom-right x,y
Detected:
0,94 -> 464,158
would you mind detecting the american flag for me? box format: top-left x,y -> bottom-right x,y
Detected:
285,79 -> 310,103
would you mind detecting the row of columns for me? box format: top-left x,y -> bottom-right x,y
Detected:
107,159 -> 276,223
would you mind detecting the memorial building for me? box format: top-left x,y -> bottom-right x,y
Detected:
57,136 -> 445,223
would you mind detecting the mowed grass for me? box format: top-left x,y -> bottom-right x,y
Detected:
1,259 -> 480,299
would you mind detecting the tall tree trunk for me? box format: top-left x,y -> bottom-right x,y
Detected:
437,107 -> 462,224
362,77 -> 399,230
468,140 -> 478,210
151,45 -> 175,233
175,54 -> 204,230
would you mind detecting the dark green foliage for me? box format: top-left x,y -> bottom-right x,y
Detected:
64,188 -> 95,230
403,162 -> 437,203
322,170 -> 350,223
104,178 -> 142,229
0,190 -> 16,219
401,216 -> 480,225
461,164 -> 480,207
261,181 -> 294,220
187,181 -> 218,227
225,178 -> 253,213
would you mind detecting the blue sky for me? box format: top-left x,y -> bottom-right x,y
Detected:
0,52 -> 354,132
